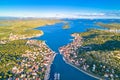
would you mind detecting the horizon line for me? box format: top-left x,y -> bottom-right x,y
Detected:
0,16 -> 120,19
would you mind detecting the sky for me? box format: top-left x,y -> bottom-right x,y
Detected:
0,0 -> 120,18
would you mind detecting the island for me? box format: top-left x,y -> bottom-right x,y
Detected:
62,23 -> 70,29
59,23 -> 120,80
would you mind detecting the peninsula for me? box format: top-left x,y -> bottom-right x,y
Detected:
0,18 -> 60,80
60,23 -> 120,80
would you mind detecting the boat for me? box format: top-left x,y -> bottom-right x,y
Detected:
54,73 -> 60,80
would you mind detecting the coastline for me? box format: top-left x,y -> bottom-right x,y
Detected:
62,56 -> 102,80
44,43 -> 57,80
0,20 -> 61,79
9,31 -> 44,41
59,33 -> 102,80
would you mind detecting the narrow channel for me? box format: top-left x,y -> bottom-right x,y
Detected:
32,19 -> 119,80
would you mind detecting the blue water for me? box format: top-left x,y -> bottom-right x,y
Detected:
32,19 -> 120,80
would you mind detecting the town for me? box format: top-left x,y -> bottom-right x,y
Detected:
59,28 -> 120,80
0,40 -> 55,80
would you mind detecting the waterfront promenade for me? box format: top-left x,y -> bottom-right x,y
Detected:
59,33 -> 102,80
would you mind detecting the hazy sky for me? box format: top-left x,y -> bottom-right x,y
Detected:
0,0 -> 120,18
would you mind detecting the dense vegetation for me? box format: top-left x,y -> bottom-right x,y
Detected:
97,22 -> 120,29
0,40 -> 34,78
76,24 -> 120,79
0,18 -> 59,79
0,39 -> 51,79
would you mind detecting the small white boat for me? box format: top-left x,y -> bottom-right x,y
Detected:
54,73 -> 60,80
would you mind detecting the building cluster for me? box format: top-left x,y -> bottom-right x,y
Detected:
9,40 -> 55,80
0,40 -> 7,44
59,33 -> 119,80
59,33 -> 82,62
9,33 -> 42,41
